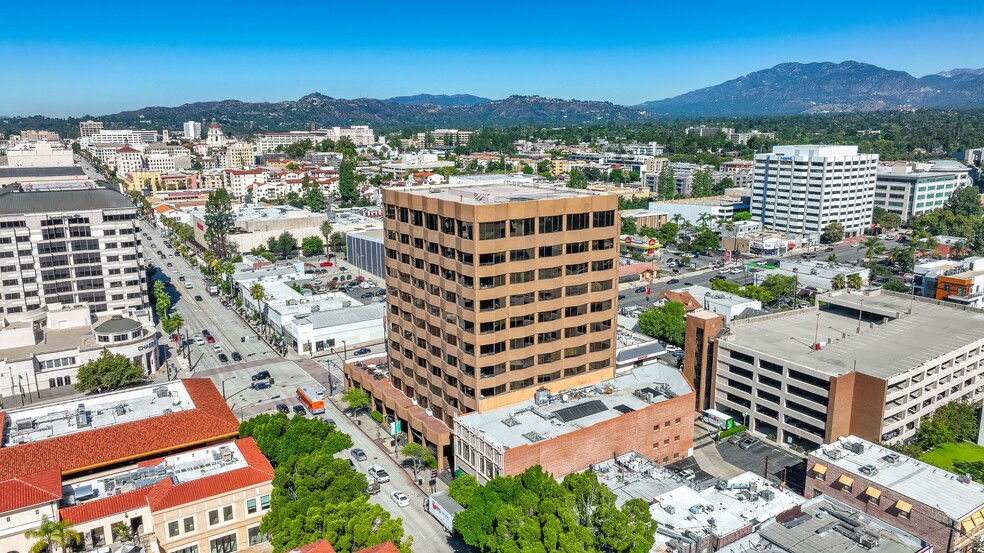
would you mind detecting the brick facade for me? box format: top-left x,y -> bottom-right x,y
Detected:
804,457 -> 962,551
501,392 -> 695,477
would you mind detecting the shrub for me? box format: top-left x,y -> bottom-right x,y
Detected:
719,425 -> 746,440
371,410 -> 384,423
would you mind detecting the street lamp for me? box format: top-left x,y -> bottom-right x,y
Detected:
222,376 -> 237,399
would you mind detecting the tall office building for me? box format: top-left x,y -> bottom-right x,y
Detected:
78,120 -> 103,139
752,145 -> 879,238
380,181 -> 620,462
183,120 -> 203,140
0,181 -> 147,316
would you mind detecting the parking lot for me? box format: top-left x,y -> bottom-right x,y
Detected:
716,435 -> 807,493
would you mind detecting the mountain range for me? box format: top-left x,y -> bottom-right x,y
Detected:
7,62 -> 984,134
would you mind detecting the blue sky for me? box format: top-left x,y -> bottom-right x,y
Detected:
3,1 -> 983,117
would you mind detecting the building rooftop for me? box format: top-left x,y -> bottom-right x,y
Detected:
393,182 -> 603,205
455,362 -> 691,449
677,285 -> 757,308
0,181 -> 134,215
348,228 -> 384,243
0,379 -> 240,480
0,166 -> 86,179
726,290 -> 984,379
93,316 -> 142,334
812,436 -> 984,522
2,382 -> 195,447
302,303 -> 385,329
650,195 -> 747,207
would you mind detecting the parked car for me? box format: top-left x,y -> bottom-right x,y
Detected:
825,246 -> 834,252
178,276 -> 186,282
390,491 -> 410,508
739,437 -> 760,450
166,262 -> 173,268
184,282 -> 193,289
252,370 -> 271,381
635,287 -> 647,294
194,295 -> 203,301
368,464 -> 390,483
252,381 -> 271,390
211,344 -> 222,352
218,353 -> 229,362
351,448 -> 368,461
292,404 -> 306,415
664,345 -> 680,352
206,335 -> 216,344
617,294 -> 626,300
194,336 -> 205,346
375,289 -> 386,297
232,351 -> 242,361
672,350 -> 685,359
276,403 -> 289,414
667,278 -> 680,284
360,291 -> 374,299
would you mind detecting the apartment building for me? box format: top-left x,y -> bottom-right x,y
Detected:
0,181 -> 147,316
324,125 -> 375,146
752,145 -> 879,238
255,126 -> 376,153
349,182 -> 620,467
807,436 -> 984,551
874,160 -> 972,221
115,146 -> 143,176
82,130 -> 156,148
222,168 -> 267,199
0,379 -> 243,553
416,129 -> 473,147
700,290 -> 984,451
224,143 -> 256,168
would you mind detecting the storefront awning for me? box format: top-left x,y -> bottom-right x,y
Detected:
895,499 -> 912,513
864,486 -> 881,500
837,474 -> 854,487
812,463 -> 827,475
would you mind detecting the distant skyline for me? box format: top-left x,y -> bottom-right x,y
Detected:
3,1 -> 983,117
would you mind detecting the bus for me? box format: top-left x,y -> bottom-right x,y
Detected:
296,386 -> 325,415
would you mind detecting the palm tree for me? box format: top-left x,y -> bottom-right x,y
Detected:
863,236 -> 885,267
831,274 -> 846,290
847,273 -> 863,290
25,515 -> 80,553
319,220 -> 333,253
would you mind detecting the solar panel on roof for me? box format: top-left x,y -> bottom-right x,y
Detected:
553,400 -> 608,423
613,404 -> 635,414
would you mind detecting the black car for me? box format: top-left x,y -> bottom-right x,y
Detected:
232,351 -> 242,361
354,347 -> 371,356
218,353 -> 229,362
635,287 -> 647,294
617,294 -> 626,300
351,448 -> 368,461
276,403 -> 289,414
292,404 -> 306,415
684,282 -> 694,286
178,276 -> 186,282
360,291 -> 374,299
194,295 -> 203,301
202,329 -> 211,338
667,278 -> 680,284
252,370 -> 271,381
374,289 -> 386,297
339,267 -> 348,272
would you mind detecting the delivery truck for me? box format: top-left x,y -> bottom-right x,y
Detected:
701,409 -> 735,430
425,491 -> 464,534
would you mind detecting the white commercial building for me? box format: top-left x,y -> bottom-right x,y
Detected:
81,129 -> 156,147
255,126 -> 376,153
875,160 -> 972,221
753,145 -> 879,238
673,285 -> 763,322
4,142 -> 74,167
78,120 -> 103,139
183,120 -> 202,139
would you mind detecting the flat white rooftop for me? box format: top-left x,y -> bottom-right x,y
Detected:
3,382 -> 194,447
812,436 -> 984,521
395,182 -> 603,205
64,441 -> 247,505
456,362 -> 691,448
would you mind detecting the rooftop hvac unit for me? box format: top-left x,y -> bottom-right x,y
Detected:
154,386 -> 170,398
115,404 -> 126,416
882,453 -> 900,464
859,464 -> 878,476
15,418 -> 35,431
825,448 -> 845,460
845,442 -> 865,454
859,533 -> 882,549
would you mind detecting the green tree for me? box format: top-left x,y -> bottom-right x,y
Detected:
319,220 -> 333,246
239,413 -> 354,466
638,225 -> 658,238
690,169 -> 715,197
301,236 -> 325,256
447,473 -> 481,508
656,166 -> 675,200
154,280 -> 171,319
947,186 -> 984,218
972,222 -> 984,256
880,212 -> 902,230
621,217 -> 637,235
638,301 -> 686,346
75,349 -> 145,393
917,415 -> 956,450
882,280 -> 910,292
338,158 -> 360,204
250,282 -> 266,302
761,274 -> 797,304
162,312 -> 185,334
521,164 -> 534,175
204,188 -> 236,261
568,168 -> 588,189
342,387 -> 370,412
304,186 -> 326,212
657,222 -> 679,245
821,222 -> 845,244
609,167 -> 625,183
401,442 -> 436,474
711,278 -> 742,294
831,274 -> 846,290
690,229 -> 720,252
267,232 -> 298,259
827,253 -> 838,262
25,515 -> 81,553
847,273 -> 864,290
733,211 -> 752,221
863,236 -> 886,267
329,231 -> 347,253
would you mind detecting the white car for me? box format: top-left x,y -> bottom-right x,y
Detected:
665,344 -> 680,353
211,344 -> 222,352
368,464 -> 390,483
390,490 -> 410,508
195,336 -> 205,346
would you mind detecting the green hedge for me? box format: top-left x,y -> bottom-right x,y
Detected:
370,410 -> 384,423
719,425 -> 746,439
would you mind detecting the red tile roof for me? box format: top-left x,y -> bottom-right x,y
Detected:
60,438 -> 273,524
656,290 -> 701,312
117,146 -> 139,153
224,168 -> 264,175
0,379 -> 240,481
0,469 -> 63,513
291,540 -> 336,553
